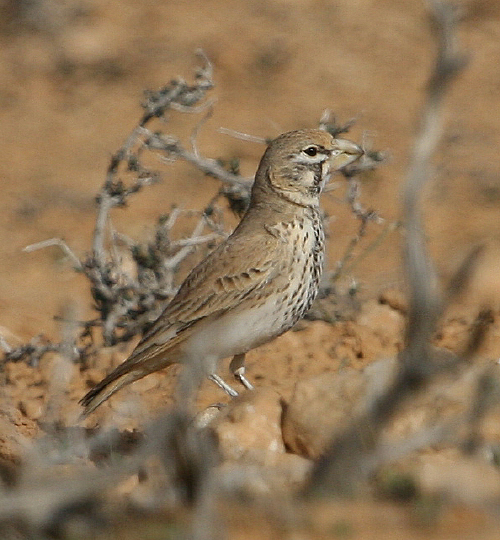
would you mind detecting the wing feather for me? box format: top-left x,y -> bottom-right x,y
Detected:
122,231 -> 286,367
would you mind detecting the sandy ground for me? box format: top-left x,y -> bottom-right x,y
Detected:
2,0 -> 500,538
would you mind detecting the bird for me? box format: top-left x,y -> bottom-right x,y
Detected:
80,129 -> 363,416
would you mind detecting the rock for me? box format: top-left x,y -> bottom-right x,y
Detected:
282,359 -> 398,459
357,299 -> 405,350
384,362 -> 498,441
416,449 -> 500,504
19,398 -> 44,421
0,406 -> 38,464
283,371 -> 361,459
130,373 -> 161,393
218,453 -> 313,496
193,404 -> 225,429
83,368 -> 106,387
211,388 -> 285,465
278,452 -> 314,489
282,352 -> 500,462
379,288 -> 408,314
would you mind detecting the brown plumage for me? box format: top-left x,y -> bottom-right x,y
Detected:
80,129 -> 363,416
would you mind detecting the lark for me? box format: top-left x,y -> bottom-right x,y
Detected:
80,129 -> 363,416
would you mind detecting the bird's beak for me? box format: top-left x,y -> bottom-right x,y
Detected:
330,138 -> 364,170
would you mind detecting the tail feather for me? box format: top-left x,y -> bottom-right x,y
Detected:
80,325 -> 184,418
79,367 -> 144,418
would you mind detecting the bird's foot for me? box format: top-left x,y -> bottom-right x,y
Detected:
208,373 -> 239,398
229,353 -> 254,391
233,366 -> 254,391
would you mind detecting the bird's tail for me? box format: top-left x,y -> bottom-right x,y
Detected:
79,366 -> 144,418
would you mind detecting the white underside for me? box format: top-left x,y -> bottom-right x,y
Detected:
178,216 -> 322,377
182,295 -> 282,372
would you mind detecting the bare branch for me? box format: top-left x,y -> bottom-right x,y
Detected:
218,127 -> 267,144
0,335 -> 12,354
329,178 -> 384,284
319,109 -> 357,137
23,238 -> 83,271
190,102 -> 215,158
144,129 -> 253,189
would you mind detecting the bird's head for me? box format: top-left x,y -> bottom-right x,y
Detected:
253,129 -> 363,208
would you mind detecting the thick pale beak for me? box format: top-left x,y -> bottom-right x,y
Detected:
330,138 -> 364,170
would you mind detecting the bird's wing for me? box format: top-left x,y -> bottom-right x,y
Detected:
124,231 -> 287,365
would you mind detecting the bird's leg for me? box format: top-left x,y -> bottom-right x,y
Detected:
229,353 -> 254,390
208,373 -> 239,398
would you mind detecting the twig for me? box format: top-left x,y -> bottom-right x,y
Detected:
0,335 -> 12,354
171,233 -> 223,249
163,215 -> 207,271
218,127 -> 267,144
403,0 -> 466,354
144,129 -> 253,188
330,178 -> 383,282
23,238 -> 83,271
319,109 -> 357,137
338,220 -> 400,279
190,102 -> 215,158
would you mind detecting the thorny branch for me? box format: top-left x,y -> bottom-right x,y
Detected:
23,238 -> 83,271
3,53 -> 232,363
329,178 -> 383,283
319,109 -> 387,288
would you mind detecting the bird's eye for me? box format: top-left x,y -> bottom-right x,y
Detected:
303,146 -> 318,157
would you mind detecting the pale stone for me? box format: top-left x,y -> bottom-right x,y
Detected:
211,388 -> 285,466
